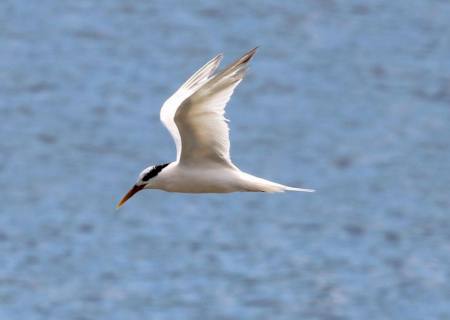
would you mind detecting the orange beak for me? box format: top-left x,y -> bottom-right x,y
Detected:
116,184 -> 145,209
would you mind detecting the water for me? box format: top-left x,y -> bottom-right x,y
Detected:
1,1 -> 450,319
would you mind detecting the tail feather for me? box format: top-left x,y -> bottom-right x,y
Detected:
284,186 -> 315,192
239,173 -> 315,193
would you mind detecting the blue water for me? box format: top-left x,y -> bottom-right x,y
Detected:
1,1 -> 450,319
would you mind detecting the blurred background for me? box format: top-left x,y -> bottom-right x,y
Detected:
1,1 -> 450,319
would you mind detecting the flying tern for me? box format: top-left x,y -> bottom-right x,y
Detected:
117,48 -> 314,208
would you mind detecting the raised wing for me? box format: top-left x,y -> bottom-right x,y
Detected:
174,48 -> 257,167
160,53 -> 223,161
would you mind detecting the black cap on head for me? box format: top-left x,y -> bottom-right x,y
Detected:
142,163 -> 170,182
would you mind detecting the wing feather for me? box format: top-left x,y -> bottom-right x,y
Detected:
160,53 -> 223,160
175,48 -> 258,167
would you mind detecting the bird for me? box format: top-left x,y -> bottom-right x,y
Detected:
117,48 -> 314,208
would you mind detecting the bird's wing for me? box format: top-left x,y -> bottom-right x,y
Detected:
160,53 -> 223,161
174,48 -> 257,167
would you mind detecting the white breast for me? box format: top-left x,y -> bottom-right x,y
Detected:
155,163 -> 243,193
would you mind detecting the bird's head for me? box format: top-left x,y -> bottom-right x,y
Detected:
116,163 -> 170,208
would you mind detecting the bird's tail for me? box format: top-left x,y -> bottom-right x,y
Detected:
284,186 -> 316,192
239,173 -> 315,193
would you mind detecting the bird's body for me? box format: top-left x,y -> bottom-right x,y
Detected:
145,162 -> 305,193
149,162 -> 242,193
117,48 -> 314,207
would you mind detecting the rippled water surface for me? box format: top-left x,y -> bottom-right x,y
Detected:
1,1 -> 450,319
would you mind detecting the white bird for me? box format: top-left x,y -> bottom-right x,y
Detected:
117,48 -> 314,208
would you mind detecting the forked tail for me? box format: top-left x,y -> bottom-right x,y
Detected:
283,186 -> 316,192
239,173 -> 315,193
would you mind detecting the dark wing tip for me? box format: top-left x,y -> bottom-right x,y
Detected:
240,47 -> 258,64
206,47 -> 259,84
